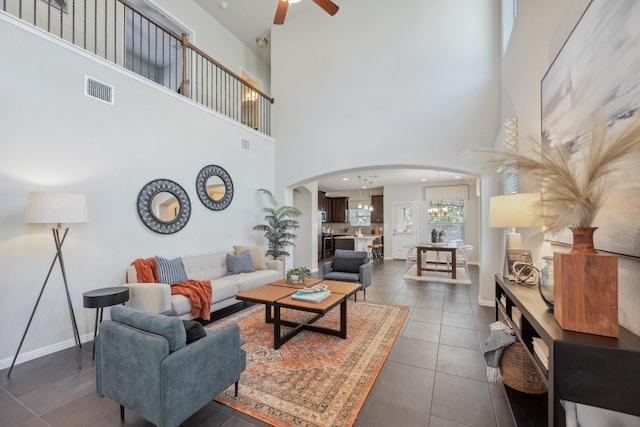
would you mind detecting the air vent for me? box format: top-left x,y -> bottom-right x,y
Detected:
240,138 -> 251,151
85,76 -> 114,105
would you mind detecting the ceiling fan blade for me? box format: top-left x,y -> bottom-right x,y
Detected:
312,0 -> 339,16
274,0 -> 289,25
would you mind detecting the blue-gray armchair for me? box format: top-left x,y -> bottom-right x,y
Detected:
323,249 -> 372,301
96,306 -> 246,427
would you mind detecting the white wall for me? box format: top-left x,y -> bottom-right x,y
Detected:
0,16 -> 275,367
271,0 -> 501,187
270,0 -> 501,299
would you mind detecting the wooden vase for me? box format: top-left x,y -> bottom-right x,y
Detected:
553,227 -> 618,337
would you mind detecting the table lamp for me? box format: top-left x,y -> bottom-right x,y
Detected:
488,193 -> 539,279
7,192 -> 89,377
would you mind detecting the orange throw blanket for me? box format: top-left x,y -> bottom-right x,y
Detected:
130,257 -> 212,321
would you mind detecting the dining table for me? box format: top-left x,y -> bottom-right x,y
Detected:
415,243 -> 458,279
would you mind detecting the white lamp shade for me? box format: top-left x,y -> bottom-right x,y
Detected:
488,193 -> 540,228
25,192 -> 89,224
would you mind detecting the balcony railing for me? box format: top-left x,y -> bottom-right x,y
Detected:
2,0 -> 273,135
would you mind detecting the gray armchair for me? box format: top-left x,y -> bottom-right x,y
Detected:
323,249 -> 372,301
96,306 -> 246,427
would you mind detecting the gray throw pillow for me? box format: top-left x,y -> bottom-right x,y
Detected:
227,250 -> 255,275
182,320 -> 207,344
155,256 -> 188,284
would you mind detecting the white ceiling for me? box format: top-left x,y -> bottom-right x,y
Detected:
192,1 -> 477,192
194,0 -> 328,65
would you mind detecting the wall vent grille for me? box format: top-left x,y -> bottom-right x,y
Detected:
241,138 -> 251,151
85,76 -> 114,105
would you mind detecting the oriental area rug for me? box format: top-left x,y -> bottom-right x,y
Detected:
402,265 -> 472,285
206,301 -> 409,427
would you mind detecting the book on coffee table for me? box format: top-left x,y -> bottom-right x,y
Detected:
291,289 -> 331,303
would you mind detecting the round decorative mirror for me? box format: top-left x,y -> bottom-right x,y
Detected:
137,179 -> 191,234
196,165 -> 234,210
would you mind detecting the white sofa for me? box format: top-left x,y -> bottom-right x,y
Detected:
124,251 -> 283,319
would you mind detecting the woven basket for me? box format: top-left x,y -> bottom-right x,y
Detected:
500,341 -> 547,394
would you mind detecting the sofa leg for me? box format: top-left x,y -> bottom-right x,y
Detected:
363,288 -> 366,301
235,381 -> 239,396
120,405 -> 125,421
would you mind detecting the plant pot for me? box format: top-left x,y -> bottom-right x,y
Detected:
554,227 -> 618,337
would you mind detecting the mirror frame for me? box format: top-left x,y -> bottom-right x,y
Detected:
137,178 -> 191,234
196,164 -> 234,210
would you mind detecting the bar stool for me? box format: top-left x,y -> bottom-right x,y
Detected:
368,243 -> 384,266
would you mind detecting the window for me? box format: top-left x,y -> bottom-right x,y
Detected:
350,208 -> 371,226
428,200 -> 465,243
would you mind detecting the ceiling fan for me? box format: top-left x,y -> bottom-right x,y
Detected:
274,0 -> 339,25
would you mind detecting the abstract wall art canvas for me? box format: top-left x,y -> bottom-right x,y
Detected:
541,0 -> 640,258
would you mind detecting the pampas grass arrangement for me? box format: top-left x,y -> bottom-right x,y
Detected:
484,112 -> 640,235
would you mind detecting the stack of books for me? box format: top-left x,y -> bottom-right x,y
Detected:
532,337 -> 549,369
511,307 -> 522,329
291,287 -> 331,303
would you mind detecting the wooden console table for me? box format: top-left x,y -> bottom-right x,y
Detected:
495,274 -> 640,426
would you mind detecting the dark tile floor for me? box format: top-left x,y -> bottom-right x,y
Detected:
0,260 -> 516,427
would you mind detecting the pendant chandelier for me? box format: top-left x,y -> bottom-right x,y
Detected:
428,171 -> 449,218
357,176 -> 373,211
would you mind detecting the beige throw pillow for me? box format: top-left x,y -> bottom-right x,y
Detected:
233,245 -> 268,270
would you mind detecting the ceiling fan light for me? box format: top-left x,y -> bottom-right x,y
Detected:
288,0 -> 301,3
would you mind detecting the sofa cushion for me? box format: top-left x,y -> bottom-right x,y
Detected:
331,255 -> 366,274
237,269 -> 281,292
211,277 -> 241,302
155,256 -> 188,285
227,250 -> 255,275
233,245 -> 268,270
182,253 -> 228,280
111,306 -> 186,352
324,271 -> 361,283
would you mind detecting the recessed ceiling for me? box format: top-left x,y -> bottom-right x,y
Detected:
317,169 -> 476,192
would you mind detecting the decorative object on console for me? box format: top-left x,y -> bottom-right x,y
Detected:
286,266 -> 311,284
8,192 -> 89,377
137,179 -> 191,234
488,115 -> 640,336
555,227 -> 618,337
538,255 -> 554,310
253,188 -> 301,259
488,193 -> 540,280
195,164 -> 234,211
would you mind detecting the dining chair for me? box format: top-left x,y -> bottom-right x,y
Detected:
449,244 -> 473,275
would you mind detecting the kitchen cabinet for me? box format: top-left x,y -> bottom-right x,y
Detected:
318,191 -> 327,213
495,274 -> 640,426
371,195 -> 383,223
330,197 -> 349,223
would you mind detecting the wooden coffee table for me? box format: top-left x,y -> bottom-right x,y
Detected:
235,279 -> 361,349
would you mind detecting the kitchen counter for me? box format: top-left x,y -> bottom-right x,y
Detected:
333,235 -> 382,254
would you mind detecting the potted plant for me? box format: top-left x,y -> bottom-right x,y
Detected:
286,266 -> 311,284
253,189 -> 302,260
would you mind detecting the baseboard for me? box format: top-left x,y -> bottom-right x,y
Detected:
478,297 -> 494,307
0,333 -> 94,370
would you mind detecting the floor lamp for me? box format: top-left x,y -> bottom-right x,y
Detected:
7,192 -> 89,378
488,193 -> 539,280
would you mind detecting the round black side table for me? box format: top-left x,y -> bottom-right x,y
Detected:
83,287 -> 130,360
